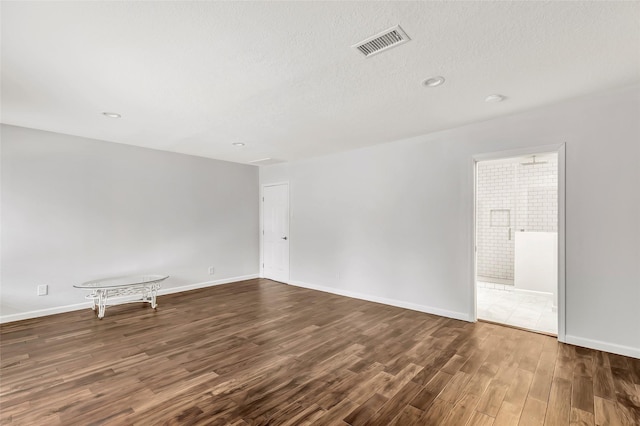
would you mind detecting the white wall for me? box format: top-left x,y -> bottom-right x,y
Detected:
1,125 -> 259,321
260,87 -> 640,358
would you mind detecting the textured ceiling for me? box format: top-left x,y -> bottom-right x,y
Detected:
2,1 -> 639,164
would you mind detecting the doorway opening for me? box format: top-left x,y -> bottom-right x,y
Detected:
474,150 -> 561,335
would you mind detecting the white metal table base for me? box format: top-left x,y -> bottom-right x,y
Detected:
86,283 -> 161,319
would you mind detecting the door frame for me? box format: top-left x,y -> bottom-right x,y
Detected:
260,182 -> 290,282
470,143 -> 566,342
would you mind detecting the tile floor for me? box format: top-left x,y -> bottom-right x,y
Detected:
477,281 -> 557,335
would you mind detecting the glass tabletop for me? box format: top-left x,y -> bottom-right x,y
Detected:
74,274 -> 169,289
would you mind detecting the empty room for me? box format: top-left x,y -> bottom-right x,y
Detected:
1,1 -> 639,425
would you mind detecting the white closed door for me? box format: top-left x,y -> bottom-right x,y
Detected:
262,184 -> 289,283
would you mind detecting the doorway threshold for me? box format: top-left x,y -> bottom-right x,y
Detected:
478,318 -> 557,338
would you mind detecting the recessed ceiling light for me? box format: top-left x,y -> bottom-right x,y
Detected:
232,142 -> 245,147
485,94 -> 506,103
102,112 -> 121,118
422,76 -> 445,87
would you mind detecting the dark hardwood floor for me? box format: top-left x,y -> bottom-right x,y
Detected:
1,279 -> 638,425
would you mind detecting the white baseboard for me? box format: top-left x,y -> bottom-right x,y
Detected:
0,274 -> 259,324
0,302 -> 94,324
287,279 -> 471,322
158,274 -> 259,296
564,335 -> 640,359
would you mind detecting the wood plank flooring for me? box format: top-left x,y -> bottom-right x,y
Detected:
1,278 -> 639,425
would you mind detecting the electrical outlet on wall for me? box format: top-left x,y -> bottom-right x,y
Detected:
37,284 -> 48,296
208,266 -> 215,275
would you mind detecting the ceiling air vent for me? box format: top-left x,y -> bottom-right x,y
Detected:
352,25 -> 411,58
248,158 -> 285,166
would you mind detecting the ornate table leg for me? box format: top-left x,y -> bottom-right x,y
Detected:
150,283 -> 159,309
97,289 -> 107,319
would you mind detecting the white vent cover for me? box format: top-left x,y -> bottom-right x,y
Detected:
352,25 -> 411,58
248,158 -> 285,166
